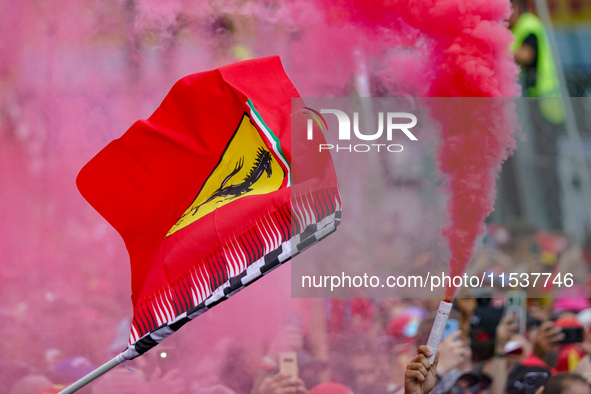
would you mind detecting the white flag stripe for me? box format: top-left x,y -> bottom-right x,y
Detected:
257,223 -> 270,255
191,269 -> 203,305
160,293 -> 173,323
131,325 -> 140,344
292,197 -> 305,231
156,297 -> 168,325
200,266 -> 212,296
268,216 -> 281,249
166,289 -> 177,322
223,249 -> 237,278
265,216 -> 280,250
228,241 -> 242,274
297,195 -> 310,227
233,239 -> 248,273
190,286 -> 198,306
305,194 -> 317,223
302,196 -> 312,227
152,306 -> 163,327
196,267 -> 208,302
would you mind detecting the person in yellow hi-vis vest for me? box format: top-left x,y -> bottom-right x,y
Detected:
509,0 -> 564,124
507,0 -> 565,230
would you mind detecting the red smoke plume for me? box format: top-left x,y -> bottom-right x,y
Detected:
313,0 -> 520,296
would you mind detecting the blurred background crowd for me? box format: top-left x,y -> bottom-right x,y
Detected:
6,218 -> 591,394
3,0 -> 591,393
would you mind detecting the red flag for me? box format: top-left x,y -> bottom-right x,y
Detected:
77,56 -> 340,359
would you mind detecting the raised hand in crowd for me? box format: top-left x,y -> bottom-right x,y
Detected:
436,330 -> 467,376
404,345 -> 438,394
495,312 -> 520,355
532,321 -> 565,361
455,298 -> 477,338
491,313 -> 520,394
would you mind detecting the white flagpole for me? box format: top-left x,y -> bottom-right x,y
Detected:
57,356 -> 121,394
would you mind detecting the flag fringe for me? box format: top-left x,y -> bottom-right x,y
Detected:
120,186 -> 341,360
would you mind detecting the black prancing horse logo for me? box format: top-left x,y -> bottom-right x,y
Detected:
190,147 -> 273,215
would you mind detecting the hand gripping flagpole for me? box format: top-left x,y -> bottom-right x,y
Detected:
58,356 -> 121,393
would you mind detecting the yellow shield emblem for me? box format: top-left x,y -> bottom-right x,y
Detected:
167,113 -> 285,236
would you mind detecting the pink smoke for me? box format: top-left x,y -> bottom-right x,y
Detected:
295,0 -> 520,295
1,0 -> 519,387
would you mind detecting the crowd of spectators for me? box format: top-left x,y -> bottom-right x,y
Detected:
3,220 -> 591,394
